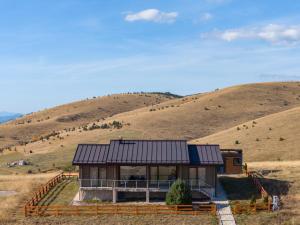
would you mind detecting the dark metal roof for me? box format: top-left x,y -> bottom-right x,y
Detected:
72,144 -> 109,165
72,140 -> 223,165
188,145 -> 223,165
107,140 -> 189,164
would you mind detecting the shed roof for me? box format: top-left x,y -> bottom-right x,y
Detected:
72,144 -> 109,165
72,140 -> 223,165
188,145 -> 223,165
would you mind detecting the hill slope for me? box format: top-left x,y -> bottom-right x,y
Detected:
124,82 -> 300,140
192,106 -> 300,161
0,93 -> 177,149
1,82 -> 300,174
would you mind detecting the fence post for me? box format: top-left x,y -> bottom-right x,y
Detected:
24,205 -> 27,217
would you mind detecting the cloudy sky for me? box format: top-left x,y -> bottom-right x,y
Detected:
1,0 -> 300,113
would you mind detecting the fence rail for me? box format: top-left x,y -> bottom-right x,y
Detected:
232,201 -> 272,214
24,172 -> 216,217
25,172 -> 78,207
247,171 -> 269,198
24,204 -> 217,217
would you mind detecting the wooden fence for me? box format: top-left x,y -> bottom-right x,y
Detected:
244,165 -> 269,199
25,172 -> 78,207
232,201 -> 272,214
24,172 -> 216,217
25,204 -> 216,217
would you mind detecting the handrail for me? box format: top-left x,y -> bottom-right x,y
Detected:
79,179 -> 214,198
79,179 -> 212,189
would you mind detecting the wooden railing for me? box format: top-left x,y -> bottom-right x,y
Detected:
24,172 -> 78,208
232,201 -> 272,214
244,165 -> 269,198
24,204 -> 217,217
24,172 -> 216,217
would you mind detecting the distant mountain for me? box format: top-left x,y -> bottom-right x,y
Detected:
0,112 -> 22,124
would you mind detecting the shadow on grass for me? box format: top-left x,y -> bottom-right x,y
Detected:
219,176 -> 290,200
260,177 -> 291,197
38,179 -> 71,206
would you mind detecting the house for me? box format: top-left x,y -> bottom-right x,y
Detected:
72,140 -> 223,203
219,149 -> 243,174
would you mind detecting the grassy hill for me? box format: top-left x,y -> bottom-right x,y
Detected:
192,106 -> 300,162
0,93 -> 177,149
1,82 -> 300,174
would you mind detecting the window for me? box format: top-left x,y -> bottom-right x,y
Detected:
158,166 -> 176,180
189,167 -> 206,184
233,158 -> 242,166
90,167 -> 98,187
99,167 -> 106,179
120,166 -> 146,180
150,166 -> 158,180
189,168 -> 197,180
198,168 -> 206,180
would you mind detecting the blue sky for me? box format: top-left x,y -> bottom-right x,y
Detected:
1,0 -> 300,113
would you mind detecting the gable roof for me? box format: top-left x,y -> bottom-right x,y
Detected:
72,140 -> 223,165
107,140 -> 189,164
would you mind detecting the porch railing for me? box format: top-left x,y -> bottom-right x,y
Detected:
79,179 -> 214,195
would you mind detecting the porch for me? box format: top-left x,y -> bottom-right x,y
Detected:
78,179 -> 215,203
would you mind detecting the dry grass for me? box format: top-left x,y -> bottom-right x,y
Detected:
0,173 -> 58,221
193,106 -> 300,161
0,93 -> 174,149
1,82 -> 300,175
5,214 -> 218,225
233,161 -> 300,225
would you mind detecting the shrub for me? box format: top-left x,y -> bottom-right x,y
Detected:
100,123 -> 110,129
279,137 -> 285,141
235,140 -> 240,144
166,179 -> 192,205
111,121 -> 123,129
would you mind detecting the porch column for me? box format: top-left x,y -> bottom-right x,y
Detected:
113,189 -> 118,203
146,190 -> 150,203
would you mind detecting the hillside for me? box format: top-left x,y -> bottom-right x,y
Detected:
192,106 -> 300,161
0,82 -> 300,174
0,93 -> 177,149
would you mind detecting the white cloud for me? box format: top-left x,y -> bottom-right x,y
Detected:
200,12 -> 213,22
125,9 -> 178,23
212,24 -> 300,44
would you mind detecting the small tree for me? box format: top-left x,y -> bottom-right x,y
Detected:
166,179 -> 192,205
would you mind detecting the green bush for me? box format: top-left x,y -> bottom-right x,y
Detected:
166,179 -> 192,205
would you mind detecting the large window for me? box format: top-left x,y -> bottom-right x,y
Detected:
99,167 -> 106,179
150,166 -> 158,180
120,166 -> 146,180
158,166 -> 176,180
189,167 -> 206,180
150,166 -> 177,181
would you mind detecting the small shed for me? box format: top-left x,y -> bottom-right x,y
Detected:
219,149 -> 243,174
